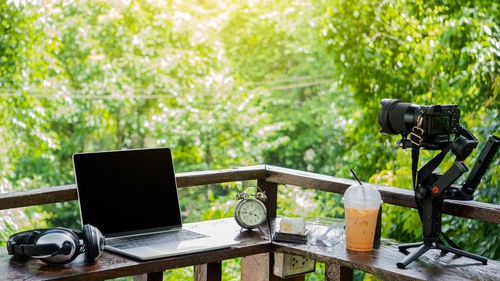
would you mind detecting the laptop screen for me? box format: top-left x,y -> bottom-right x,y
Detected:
73,147 -> 182,236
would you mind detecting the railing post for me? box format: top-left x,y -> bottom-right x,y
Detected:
325,263 -> 353,281
241,253 -> 271,281
257,179 -> 277,220
133,271 -> 163,281
240,179 -> 280,281
194,262 -> 221,281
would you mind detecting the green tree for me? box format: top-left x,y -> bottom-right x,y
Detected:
322,0 -> 499,259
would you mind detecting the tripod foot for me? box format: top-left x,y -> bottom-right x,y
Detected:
398,242 -> 424,253
397,243 -> 431,269
437,243 -> 488,265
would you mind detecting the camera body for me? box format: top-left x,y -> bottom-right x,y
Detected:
378,98 -> 498,268
378,99 -> 461,149
418,104 -> 461,135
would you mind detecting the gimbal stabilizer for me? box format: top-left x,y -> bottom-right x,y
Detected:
396,127 -> 499,268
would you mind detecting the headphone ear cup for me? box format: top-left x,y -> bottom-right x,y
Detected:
38,229 -> 80,264
83,224 -> 104,264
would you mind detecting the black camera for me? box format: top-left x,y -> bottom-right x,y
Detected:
378,98 -> 499,269
378,99 -> 461,149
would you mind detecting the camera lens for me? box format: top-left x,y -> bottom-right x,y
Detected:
378,99 -> 420,135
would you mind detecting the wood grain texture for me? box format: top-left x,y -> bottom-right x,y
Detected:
0,184 -> 77,210
176,165 -> 267,187
272,239 -> 500,281
0,166 -> 267,210
241,253 -> 270,281
1,165 -> 499,223
194,262 -> 221,281
0,218 -> 271,281
265,165 -> 500,224
257,179 -> 278,220
132,271 -> 163,281
1,217 -> 498,281
325,263 -> 353,281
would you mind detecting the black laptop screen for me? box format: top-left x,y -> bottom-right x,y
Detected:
73,148 -> 182,236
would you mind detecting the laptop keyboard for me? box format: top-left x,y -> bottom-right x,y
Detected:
107,229 -> 208,250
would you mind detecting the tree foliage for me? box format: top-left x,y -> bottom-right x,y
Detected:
1,0 -> 499,280
322,0 -> 499,259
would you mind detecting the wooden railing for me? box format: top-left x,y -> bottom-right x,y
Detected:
1,164 -> 499,280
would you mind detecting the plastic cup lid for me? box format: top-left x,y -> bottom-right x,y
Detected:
342,184 -> 383,209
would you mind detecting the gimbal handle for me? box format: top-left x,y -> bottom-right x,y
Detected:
462,135 -> 500,195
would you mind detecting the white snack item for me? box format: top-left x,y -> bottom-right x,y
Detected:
279,217 -> 306,235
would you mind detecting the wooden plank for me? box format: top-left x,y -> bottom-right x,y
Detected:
133,272 -> 163,281
176,165 -> 267,187
241,253 -> 271,281
133,274 -> 148,281
325,263 -> 353,281
194,262 -> 221,281
147,271 -> 163,281
1,165 -> 499,224
272,238 -> 500,281
0,218 -> 271,281
0,184 -> 77,210
257,179 -> 278,220
265,165 -> 500,224
241,253 -> 302,281
0,166 -> 267,210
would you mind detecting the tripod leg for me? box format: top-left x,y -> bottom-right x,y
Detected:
437,243 -> 488,265
397,244 -> 431,269
398,242 -> 423,252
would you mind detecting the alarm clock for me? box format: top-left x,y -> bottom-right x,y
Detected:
234,186 -> 267,230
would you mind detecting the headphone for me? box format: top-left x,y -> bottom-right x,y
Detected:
7,224 -> 105,264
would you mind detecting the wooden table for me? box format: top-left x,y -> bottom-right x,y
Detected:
273,239 -> 500,281
1,218 -> 499,281
0,218 -> 271,280
269,217 -> 500,281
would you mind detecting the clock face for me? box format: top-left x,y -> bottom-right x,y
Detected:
236,198 -> 267,228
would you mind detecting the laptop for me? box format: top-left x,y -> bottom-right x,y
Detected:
72,147 -> 239,260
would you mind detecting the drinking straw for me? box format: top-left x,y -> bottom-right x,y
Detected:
350,168 -> 366,200
350,168 -> 363,185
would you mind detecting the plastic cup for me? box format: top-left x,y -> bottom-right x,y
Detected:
342,184 -> 382,251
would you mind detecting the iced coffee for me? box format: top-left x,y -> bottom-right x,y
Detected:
342,184 -> 382,251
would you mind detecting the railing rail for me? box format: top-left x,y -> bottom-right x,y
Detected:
1,164 -> 500,281
2,165 -> 499,224
0,165 -> 268,211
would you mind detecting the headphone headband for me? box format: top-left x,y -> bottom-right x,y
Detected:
9,243 -> 60,257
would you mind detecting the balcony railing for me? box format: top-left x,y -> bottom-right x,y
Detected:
1,165 -> 499,281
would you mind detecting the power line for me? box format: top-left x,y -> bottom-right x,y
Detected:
245,73 -> 333,86
0,93 -> 174,100
266,79 -> 334,91
0,74 -> 335,99
0,73 -> 334,94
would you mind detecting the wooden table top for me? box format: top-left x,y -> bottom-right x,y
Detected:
269,217 -> 500,281
0,218 -> 271,281
1,217 -> 499,281
273,239 -> 500,281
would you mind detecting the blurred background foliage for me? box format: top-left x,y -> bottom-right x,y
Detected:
0,0 -> 498,280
